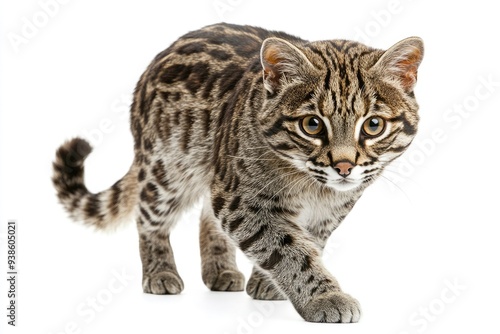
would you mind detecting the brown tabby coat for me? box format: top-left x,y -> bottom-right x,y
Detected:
52,23 -> 423,322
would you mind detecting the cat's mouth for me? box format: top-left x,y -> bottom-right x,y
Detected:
305,163 -> 361,191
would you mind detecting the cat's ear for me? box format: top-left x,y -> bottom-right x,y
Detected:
371,37 -> 424,92
260,37 -> 314,95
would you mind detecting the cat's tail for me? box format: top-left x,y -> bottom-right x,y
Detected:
52,138 -> 139,231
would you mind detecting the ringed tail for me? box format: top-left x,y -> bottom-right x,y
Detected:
52,138 -> 138,230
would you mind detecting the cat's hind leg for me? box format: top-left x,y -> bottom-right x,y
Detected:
136,186 -> 186,295
199,197 -> 245,291
138,222 -> 184,294
136,156 -> 206,295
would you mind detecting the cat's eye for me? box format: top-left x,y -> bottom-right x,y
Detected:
300,116 -> 324,136
362,117 -> 385,137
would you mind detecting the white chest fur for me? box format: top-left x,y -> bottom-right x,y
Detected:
290,187 -> 362,249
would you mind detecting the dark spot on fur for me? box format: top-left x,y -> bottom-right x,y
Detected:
138,169 -> 146,182
280,234 -> 293,247
239,225 -> 268,252
177,42 -> 206,55
159,91 -> 170,102
132,120 -> 143,150
85,194 -> 100,218
228,196 -> 241,211
185,62 -> 210,95
202,72 -> 220,99
140,183 -> 158,203
160,64 -> 192,84
301,255 -> 312,272
201,109 -> 211,137
260,249 -> 283,271
139,206 -> 151,221
218,63 -> 244,99
149,219 -> 163,226
212,245 -> 227,255
180,110 -> 193,152
108,180 -> 121,216
248,59 -> 261,73
152,160 -> 169,189
220,217 -> 228,229
229,216 -> 244,233
208,48 -> 231,60
143,138 -> 153,151
212,195 -> 225,218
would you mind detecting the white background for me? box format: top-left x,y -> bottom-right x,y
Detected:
1,0 -> 499,333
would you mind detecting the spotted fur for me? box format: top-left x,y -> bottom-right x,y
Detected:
52,23 -> 424,323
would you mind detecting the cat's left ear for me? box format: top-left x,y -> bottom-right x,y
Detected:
260,38 -> 314,95
371,37 -> 424,92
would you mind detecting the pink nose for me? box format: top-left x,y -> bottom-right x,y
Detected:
334,161 -> 354,177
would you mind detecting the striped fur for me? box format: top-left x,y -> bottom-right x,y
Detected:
52,23 -> 423,323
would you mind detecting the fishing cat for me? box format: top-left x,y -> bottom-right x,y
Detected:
52,23 -> 423,323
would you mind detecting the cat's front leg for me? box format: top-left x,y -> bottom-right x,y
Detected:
220,206 -> 360,323
246,214 -> 350,301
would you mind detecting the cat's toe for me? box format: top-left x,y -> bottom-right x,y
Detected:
246,274 -> 286,300
143,271 -> 184,295
204,269 -> 245,291
213,270 -> 245,291
299,291 -> 361,323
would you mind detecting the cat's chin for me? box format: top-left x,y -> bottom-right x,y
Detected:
326,180 -> 361,192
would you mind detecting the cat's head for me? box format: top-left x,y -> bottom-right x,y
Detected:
258,36 -> 423,192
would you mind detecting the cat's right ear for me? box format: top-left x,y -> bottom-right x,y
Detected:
260,38 -> 314,95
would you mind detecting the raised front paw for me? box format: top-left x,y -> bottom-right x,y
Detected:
299,291 -> 361,323
246,271 -> 286,300
143,271 -> 184,295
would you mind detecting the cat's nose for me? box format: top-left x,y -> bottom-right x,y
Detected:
333,161 -> 354,177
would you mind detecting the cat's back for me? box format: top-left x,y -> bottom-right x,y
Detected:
154,23 -> 305,68
138,23 -> 307,101
129,23 -> 306,155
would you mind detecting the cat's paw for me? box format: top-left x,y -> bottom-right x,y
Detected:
203,269 -> 245,291
143,271 -> 184,295
246,272 -> 286,300
299,291 -> 361,323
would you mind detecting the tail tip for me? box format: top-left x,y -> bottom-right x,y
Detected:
53,137 -> 93,182
56,137 -> 92,164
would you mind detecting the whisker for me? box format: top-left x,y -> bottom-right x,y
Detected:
248,169 -> 301,201
227,155 -> 279,161
381,168 -> 420,187
238,146 -> 269,150
379,175 -> 413,204
285,174 -> 312,198
244,170 -> 304,224
227,147 -> 280,162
